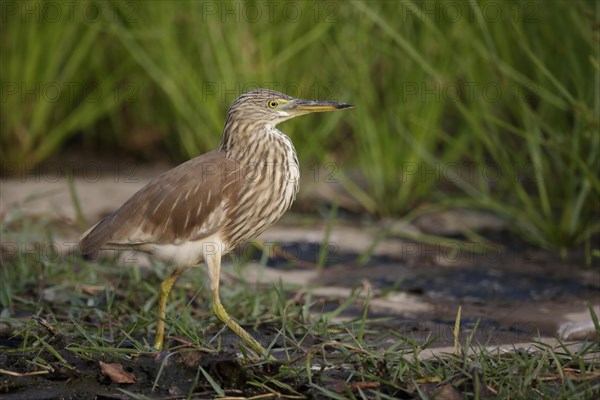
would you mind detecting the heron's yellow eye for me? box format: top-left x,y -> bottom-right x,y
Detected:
267,100 -> 279,108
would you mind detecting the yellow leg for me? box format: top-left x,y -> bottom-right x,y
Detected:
207,252 -> 271,359
154,269 -> 183,350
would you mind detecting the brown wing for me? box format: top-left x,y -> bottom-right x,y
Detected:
79,150 -> 238,256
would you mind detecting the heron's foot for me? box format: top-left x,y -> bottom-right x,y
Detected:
153,320 -> 165,351
212,301 -> 274,361
154,270 -> 183,351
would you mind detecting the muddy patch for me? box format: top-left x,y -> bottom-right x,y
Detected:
246,236 -> 600,348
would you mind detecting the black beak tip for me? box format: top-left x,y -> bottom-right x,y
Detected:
337,103 -> 355,109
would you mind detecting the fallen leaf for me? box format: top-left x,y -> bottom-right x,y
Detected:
99,361 -> 136,384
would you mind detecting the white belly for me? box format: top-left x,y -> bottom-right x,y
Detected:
153,234 -> 228,267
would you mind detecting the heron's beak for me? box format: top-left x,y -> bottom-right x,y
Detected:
288,99 -> 354,114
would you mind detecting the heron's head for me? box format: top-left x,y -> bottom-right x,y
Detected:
227,89 -> 354,127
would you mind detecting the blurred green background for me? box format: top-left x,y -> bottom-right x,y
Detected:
1,0 -> 598,255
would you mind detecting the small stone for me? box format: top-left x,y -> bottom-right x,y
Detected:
558,321 -> 598,341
